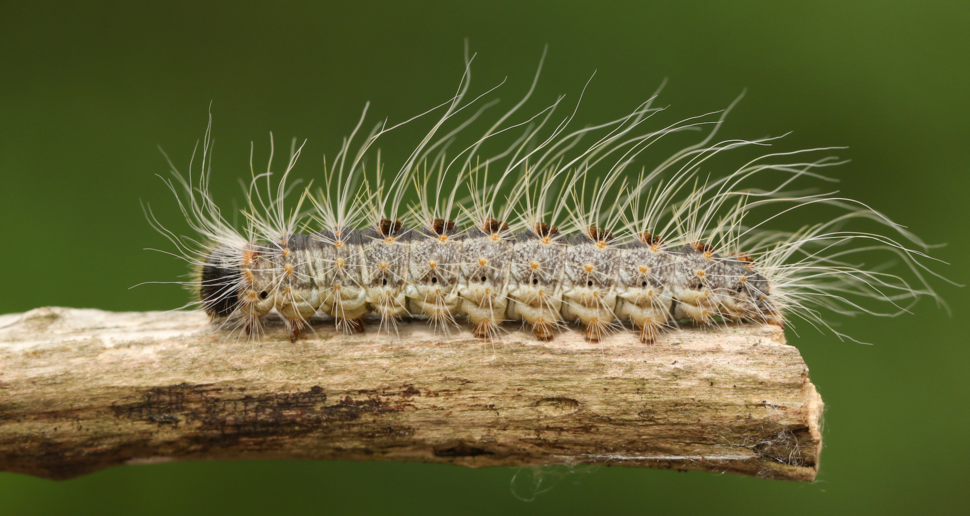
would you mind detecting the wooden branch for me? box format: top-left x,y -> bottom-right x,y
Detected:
0,307 -> 823,481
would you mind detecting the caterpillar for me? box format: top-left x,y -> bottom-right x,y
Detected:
145,50 -> 949,345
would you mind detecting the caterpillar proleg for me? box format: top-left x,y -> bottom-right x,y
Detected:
145,50 -> 951,346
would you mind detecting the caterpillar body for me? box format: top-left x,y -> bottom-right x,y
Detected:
147,52 -> 948,345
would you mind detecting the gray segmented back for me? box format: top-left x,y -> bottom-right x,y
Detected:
201,223 -> 772,343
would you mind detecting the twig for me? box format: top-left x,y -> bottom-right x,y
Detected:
0,307 -> 822,481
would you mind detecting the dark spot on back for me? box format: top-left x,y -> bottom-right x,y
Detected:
483,218 -> 509,234
691,241 -> 715,253
431,218 -> 456,235
638,232 -> 663,245
378,218 -> 403,237
534,222 -> 558,237
587,226 -> 612,242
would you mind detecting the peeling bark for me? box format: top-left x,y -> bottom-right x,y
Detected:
0,307 -> 822,481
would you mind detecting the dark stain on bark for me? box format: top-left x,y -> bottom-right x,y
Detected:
433,442 -> 494,458
0,435 -> 158,480
1,382 -> 429,480
111,383 -> 415,445
0,381 -> 818,481
0,383 -> 417,479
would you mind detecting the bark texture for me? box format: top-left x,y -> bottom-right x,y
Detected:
0,307 -> 823,481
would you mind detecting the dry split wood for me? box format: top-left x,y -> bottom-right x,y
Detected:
0,307 -> 822,481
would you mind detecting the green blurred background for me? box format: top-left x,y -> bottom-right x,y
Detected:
1,1 -> 967,514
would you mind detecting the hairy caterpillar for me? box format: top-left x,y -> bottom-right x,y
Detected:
145,50 -> 949,345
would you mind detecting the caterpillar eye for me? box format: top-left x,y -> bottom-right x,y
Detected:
532,278 -> 539,285
642,281 -> 648,287
431,277 -> 438,284
587,280 -> 593,287
481,276 -> 487,283
382,278 -> 388,286
259,291 -> 268,299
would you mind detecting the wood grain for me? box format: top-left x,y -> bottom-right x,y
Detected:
0,307 -> 822,481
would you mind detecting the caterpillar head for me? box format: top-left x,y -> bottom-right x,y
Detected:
199,244 -> 243,318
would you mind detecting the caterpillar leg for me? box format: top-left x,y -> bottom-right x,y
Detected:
406,291 -> 461,336
429,305 -> 458,335
675,303 -> 713,324
507,289 -> 564,343
508,304 -> 560,342
561,290 -> 617,343
335,316 -> 366,334
278,295 -> 318,343
615,297 -> 672,345
366,289 -> 408,336
637,322 -> 657,344
287,318 -> 305,342
533,319 -> 555,341
461,295 -> 508,342
242,314 -> 261,337
235,311 -> 266,340
583,318 -> 609,343
473,319 -> 500,340
324,287 -> 369,335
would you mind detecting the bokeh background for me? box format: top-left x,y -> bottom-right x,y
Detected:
1,1 -> 968,514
